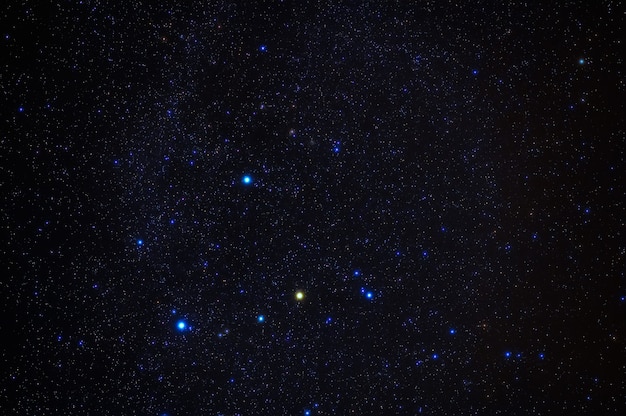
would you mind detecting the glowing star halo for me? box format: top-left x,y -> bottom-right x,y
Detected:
295,291 -> 305,301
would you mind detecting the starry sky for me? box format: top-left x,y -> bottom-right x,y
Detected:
1,1 -> 624,415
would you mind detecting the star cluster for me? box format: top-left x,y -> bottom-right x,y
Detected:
1,1 -> 624,415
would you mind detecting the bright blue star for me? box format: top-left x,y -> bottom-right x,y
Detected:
137,239 -> 143,246
449,328 -> 456,334
578,58 -> 585,65
242,175 -> 252,185
539,353 -> 545,360
304,410 -> 311,416
177,320 -> 187,331
257,315 -> 265,323
505,351 -> 511,358
472,69 -> 478,75
259,44 -> 267,52
365,291 -> 374,299
18,106 -> 24,112
432,353 -> 439,359
353,269 -> 360,277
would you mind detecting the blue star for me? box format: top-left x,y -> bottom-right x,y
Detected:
259,44 -> 267,52
504,351 -> 511,358
472,69 -> 478,75
449,328 -> 456,335
539,353 -> 545,360
353,269 -> 360,277
432,353 -> 439,359
18,106 -> 24,112
257,315 -> 265,323
177,320 -> 187,331
137,239 -> 143,246
242,175 -> 252,185
578,58 -> 585,65
365,291 -> 374,300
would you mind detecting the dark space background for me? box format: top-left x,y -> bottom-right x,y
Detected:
1,1 -> 624,415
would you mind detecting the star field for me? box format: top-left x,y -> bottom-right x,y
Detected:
1,1 -> 624,415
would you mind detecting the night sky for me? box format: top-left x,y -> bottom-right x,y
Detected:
1,1 -> 625,415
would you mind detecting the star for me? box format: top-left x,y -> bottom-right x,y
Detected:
295,291 -> 305,301
242,175 -> 253,185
